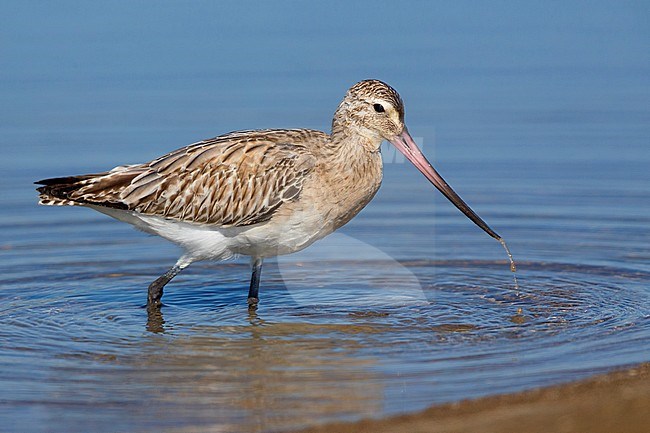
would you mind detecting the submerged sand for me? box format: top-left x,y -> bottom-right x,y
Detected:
294,362 -> 650,433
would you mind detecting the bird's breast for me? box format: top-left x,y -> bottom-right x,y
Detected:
226,149 -> 383,259
309,150 -> 383,231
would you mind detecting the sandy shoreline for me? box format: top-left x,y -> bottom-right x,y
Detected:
293,362 -> 650,433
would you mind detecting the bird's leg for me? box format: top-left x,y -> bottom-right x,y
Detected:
147,256 -> 192,308
247,257 -> 263,308
147,267 -> 181,307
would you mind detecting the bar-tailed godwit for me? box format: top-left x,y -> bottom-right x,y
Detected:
37,79 -> 509,309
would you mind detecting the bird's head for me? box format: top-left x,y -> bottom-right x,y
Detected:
333,79 -> 502,241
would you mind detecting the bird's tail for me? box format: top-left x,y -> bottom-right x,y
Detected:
35,164 -> 144,208
35,175 -> 99,206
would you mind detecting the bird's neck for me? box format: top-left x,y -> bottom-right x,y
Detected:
324,115 -> 384,189
318,128 -> 384,231
329,108 -> 384,157
330,129 -> 382,155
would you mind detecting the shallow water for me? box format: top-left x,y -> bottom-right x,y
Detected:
2,2 -> 649,432
2,161 -> 650,433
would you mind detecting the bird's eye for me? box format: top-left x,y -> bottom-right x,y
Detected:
373,103 -> 385,113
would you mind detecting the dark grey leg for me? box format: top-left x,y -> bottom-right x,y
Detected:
247,257 -> 263,308
147,256 -> 192,308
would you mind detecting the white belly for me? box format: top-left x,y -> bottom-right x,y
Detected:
91,205 -> 333,261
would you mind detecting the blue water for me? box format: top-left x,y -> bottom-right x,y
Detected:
1,2 -> 649,432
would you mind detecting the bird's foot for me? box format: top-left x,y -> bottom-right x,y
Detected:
247,297 -> 259,310
141,301 -> 166,309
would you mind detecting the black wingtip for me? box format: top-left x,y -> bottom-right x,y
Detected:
34,175 -> 95,186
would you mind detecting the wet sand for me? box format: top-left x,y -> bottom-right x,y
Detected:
294,362 -> 650,433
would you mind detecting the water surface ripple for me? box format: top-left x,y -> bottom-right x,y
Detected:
1,162 -> 649,432
2,3 -> 649,430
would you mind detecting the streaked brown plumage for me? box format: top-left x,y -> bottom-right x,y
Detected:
40,130 -> 319,227
36,79 -> 503,310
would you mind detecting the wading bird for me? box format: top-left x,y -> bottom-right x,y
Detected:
36,79 -> 504,309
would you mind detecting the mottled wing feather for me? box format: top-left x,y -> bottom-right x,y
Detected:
41,130 -> 318,228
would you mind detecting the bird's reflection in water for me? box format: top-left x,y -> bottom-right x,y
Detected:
137,304 -> 382,432
146,303 -> 266,333
146,306 -> 165,333
247,306 -> 266,326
